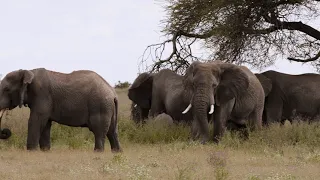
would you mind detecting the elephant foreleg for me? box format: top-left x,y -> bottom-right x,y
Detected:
213,100 -> 234,143
27,112 -> 50,151
39,120 -> 52,151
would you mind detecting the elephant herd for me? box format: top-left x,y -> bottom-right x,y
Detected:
129,60 -> 320,144
0,60 -> 319,153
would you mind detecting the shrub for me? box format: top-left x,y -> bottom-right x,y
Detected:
115,81 -> 131,89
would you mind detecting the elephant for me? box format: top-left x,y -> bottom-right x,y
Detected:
128,69 -> 194,124
0,109 -> 12,139
255,70 -> 320,126
0,68 -> 122,152
181,60 -> 265,144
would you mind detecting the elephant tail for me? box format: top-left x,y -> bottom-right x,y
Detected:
114,98 -> 118,127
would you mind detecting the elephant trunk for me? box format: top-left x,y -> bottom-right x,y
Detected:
191,87 -> 213,144
0,109 -> 12,140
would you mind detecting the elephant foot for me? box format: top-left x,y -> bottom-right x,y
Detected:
40,146 -> 51,152
94,148 -> 104,153
26,145 -> 38,151
213,136 -> 221,144
200,138 -> 209,145
111,147 -> 123,153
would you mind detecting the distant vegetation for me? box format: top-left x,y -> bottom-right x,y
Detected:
114,81 -> 131,89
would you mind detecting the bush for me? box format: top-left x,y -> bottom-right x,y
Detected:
115,81 -> 131,89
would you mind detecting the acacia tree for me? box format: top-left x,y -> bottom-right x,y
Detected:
140,0 -> 320,73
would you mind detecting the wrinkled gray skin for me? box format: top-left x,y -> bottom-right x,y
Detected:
128,69 -> 193,124
0,68 -> 122,152
182,61 -> 265,144
255,70 -> 320,126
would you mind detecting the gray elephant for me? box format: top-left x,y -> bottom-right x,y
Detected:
255,70 -> 320,125
0,68 -> 121,152
128,69 -> 193,124
182,60 -> 265,144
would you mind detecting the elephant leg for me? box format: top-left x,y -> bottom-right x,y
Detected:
213,100 -> 234,143
264,96 -> 283,125
89,114 -> 108,152
27,112 -> 50,151
106,114 -> 122,153
39,120 -> 52,151
149,97 -> 164,118
248,109 -> 262,131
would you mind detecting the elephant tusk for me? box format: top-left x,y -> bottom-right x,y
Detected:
208,104 -> 214,114
134,104 -> 137,108
182,104 -> 192,114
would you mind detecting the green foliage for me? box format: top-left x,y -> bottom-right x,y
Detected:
144,0 -> 320,73
115,81 -> 131,89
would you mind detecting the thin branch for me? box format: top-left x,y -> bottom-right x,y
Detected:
288,50 -> 320,62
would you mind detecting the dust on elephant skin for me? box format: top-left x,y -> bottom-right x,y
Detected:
0,68 -> 122,153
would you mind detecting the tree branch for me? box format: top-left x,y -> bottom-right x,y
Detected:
288,50 -> 320,62
263,13 -> 320,40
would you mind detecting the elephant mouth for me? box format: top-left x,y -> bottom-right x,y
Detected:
182,93 -> 215,115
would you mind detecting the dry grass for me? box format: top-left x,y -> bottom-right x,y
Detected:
0,88 -> 320,179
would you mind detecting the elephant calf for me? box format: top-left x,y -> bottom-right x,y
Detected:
0,68 -> 121,153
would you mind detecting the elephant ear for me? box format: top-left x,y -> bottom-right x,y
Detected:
183,61 -> 201,88
255,73 -> 272,97
128,73 -> 153,109
19,70 -> 34,108
215,64 -> 249,105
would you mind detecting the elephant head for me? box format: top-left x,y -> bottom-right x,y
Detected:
128,72 -> 153,110
181,60 -> 250,143
0,109 -> 12,139
182,60 -> 250,114
255,73 -> 272,97
0,69 -> 34,110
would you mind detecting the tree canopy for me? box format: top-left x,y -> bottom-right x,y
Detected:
140,0 -> 320,73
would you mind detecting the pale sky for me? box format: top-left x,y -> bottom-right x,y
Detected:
0,0 -> 318,85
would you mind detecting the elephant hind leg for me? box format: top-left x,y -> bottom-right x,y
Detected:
106,115 -> 122,153
89,113 -> 109,152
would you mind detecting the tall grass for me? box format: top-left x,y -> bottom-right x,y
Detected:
1,106 -> 320,154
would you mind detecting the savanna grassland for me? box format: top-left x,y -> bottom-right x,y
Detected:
0,88 -> 320,180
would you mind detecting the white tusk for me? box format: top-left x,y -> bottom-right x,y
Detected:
208,104 -> 214,114
134,104 -> 137,108
182,104 -> 192,114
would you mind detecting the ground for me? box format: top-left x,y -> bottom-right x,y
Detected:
0,88 -> 319,180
